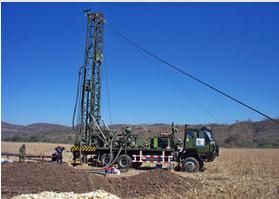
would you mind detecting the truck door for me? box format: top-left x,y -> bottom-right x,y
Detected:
184,130 -> 196,149
196,131 -> 210,154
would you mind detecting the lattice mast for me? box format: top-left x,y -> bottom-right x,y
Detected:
80,11 -> 104,145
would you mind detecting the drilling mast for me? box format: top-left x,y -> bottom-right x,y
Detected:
76,10 -> 106,146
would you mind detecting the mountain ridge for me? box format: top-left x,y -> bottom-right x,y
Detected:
2,119 -> 279,147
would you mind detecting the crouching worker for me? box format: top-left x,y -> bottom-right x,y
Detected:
54,146 -> 65,163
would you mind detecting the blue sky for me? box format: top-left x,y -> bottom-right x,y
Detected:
2,3 -> 279,126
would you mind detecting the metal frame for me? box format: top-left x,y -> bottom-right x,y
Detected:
79,11 -> 105,146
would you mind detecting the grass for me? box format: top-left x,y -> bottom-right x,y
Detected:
1,141 -> 72,155
174,148 -> 279,198
1,141 -> 73,162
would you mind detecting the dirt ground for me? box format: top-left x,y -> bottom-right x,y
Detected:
1,162 -> 200,199
1,162 -> 91,199
1,142 -> 279,199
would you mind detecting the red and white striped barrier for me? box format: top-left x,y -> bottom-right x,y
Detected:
132,150 -> 173,163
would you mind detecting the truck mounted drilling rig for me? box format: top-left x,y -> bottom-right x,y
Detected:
71,10 -> 219,172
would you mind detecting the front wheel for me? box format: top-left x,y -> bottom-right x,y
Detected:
117,154 -> 132,169
182,157 -> 200,172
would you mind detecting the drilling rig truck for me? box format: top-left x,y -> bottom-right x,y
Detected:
71,10 -> 219,172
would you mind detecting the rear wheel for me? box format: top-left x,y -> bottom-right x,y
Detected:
117,154 -> 132,169
100,153 -> 113,167
183,157 -> 200,172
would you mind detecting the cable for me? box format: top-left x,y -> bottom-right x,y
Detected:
104,63 -> 112,124
105,21 -> 279,126
72,67 -> 84,134
133,45 -> 220,123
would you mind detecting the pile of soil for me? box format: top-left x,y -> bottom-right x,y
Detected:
2,162 -> 200,199
1,162 -> 92,198
106,170 -> 200,199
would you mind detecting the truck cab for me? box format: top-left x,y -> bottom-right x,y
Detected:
180,126 -> 219,172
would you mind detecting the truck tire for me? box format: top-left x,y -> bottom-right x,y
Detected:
183,157 -> 200,172
100,153 -> 113,167
117,154 -> 132,169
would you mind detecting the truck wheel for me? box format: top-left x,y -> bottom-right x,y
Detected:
117,154 -> 132,169
132,162 -> 143,169
183,157 -> 200,172
100,153 -> 113,167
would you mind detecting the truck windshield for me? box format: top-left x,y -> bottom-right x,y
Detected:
205,131 -> 213,140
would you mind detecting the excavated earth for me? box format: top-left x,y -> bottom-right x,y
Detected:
1,162 -> 200,199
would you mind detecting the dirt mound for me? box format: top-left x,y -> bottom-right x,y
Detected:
106,170 -> 200,199
2,162 -> 200,199
1,162 -> 92,198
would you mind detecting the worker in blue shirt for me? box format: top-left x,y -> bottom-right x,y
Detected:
54,146 -> 65,163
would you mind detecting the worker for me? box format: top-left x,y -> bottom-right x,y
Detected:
19,144 -> 26,162
54,146 -> 65,164
124,126 -> 132,134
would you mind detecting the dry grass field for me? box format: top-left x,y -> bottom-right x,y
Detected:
2,142 -> 279,198
174,148 -> 279,199
1,142 -> 72,155
1,142 -> 73,162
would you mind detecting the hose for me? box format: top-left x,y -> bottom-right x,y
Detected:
91,141 -> 127,172
107,136 -> 114,165
72,67 -> 84,135
107,145 -> 123,167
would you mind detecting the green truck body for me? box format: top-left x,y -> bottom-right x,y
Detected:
71,124 -> 219,172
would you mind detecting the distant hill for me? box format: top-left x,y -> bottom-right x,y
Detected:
2,119 -> 279,148
1,122 -> 73,143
